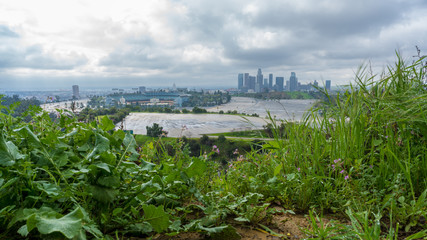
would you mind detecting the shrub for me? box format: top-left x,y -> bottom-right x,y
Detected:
146,123 -> 167,137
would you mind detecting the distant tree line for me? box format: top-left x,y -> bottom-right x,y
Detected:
182,91 -> 231,107
0,95 -> 41,117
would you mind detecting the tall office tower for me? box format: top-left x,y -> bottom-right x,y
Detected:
72,85 -> 80,99
263,78 -> 268,88
325,80 -> 331,91
256,68 -> 263,92
238,73 -> 244,90
285,81 -> 290,91
269,74 -> 273,89
249,76 -> 256,91
289,72 -> 298,92
244,73 -> 250,89
275,77 -> 284,92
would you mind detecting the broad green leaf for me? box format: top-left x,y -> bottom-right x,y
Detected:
86,133 -> 110,160
99,116 -> 115,131
90,185 -> 117,203
58,128 -> 78,139
92,162 -> 111,173
52,149 -> 69,167
37,182 -> 61,196
112,208 -> 122,216
142,204 -> 170,233
129,222 -> 153,233
35,207 -> 84,239
169,219 -> 182,232
198,224 -> 228,234
17,224 -> 29,237
140,159 -> 156,171
123,132 -> 138,154
97,175 -> 120,188
0,134 -> 23,166
14,126 -> 41,147
185,158 -> 207,178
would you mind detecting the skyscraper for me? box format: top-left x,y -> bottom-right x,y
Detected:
244,73 -> 250,90
72,85 -> 80,99
238,73 -> 244,90
256,68 -> 263,92
249,76 -> 256,91
289,72 -> 298,92
275,77 -> 284,92
269,74 -> 273,89
325,80 -> 331,91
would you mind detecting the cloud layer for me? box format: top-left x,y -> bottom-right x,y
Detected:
1,0 -> 427,90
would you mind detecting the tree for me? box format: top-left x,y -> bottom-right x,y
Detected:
146,123 -> 167,137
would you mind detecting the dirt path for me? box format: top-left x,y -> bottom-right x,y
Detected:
151,209 -> 317,240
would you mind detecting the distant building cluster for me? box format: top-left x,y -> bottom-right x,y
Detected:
107,84 -> 190,107
238,69 -> 331,92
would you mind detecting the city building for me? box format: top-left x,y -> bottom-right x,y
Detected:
289,72 -> 298,92
72,85 -> 79,99
244,73 -> 250,91
249,76 -> 256,91
256,68 -> 263,92
139,86 -> 146,93
107,92 -> 190,107
325,80 -> 331,91
238,73 -> 244,90
237,70 -> 327,93
275,77 -> 284,92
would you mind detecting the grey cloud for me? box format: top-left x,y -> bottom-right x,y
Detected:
99,47 -> 171,70
0,45 -> 88,70
0,25 -> 19,38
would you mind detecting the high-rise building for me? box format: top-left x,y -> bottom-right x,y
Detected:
275,77 -> 284,92
256,68 -> 263,92
244,73 -> 250,90
325,80 -> 331,91
139,86 -> 146,93
268,74 -> 273,89
263,78 -> 268,88
238,73 -> 244,90
289,72 -> 298,92
72,85 -> 79,99
249,76 -> 256,91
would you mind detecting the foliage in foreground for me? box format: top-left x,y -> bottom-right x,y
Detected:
0,54 -> 426,239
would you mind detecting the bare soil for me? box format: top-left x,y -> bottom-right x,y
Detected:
150,207 -> 324,240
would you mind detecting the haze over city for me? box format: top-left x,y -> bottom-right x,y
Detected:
1,0 -> 427,90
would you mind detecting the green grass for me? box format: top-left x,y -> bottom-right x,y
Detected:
208,129 -> 267,138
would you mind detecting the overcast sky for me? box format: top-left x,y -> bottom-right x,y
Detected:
1,0 -> 427,90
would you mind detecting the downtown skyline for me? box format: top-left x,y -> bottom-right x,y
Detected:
1,0 -> 427,90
